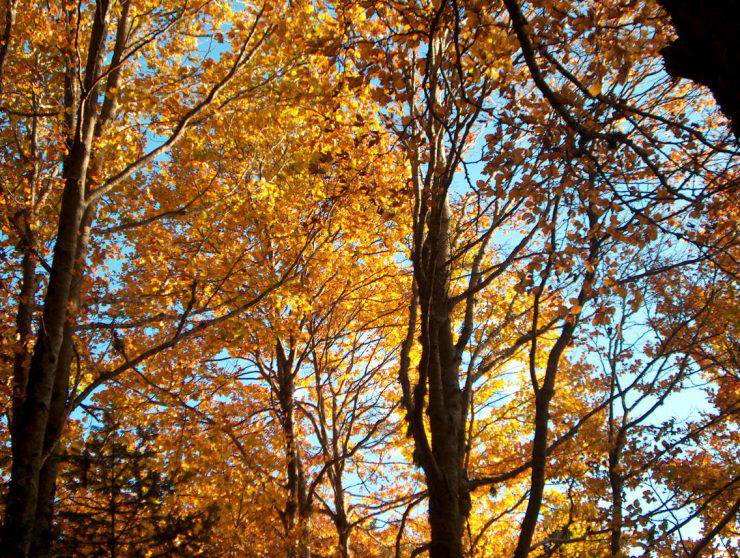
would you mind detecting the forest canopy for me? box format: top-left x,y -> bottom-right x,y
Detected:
0,0 -> 737,556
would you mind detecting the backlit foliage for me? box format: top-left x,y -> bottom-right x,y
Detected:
0,0 -> 736,556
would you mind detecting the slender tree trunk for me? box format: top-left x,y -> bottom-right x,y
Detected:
607,435 -> 625,558
276,341 -> 311,558
10,216 -> 37,440
424,357 -> 467,558
28,321 -> 79,558
10,110 -> 41,441
513,390 -> 553,558
29,4 -> 128,548
608,461 -> 624,557
29,345 -> 75,557
513,318 -> 579,558
330,468 -> 351,558
392,22 -> 484,557
108,439 -> 117,558
514,219 -> 597,557
688,498 -> 740,558
0,0 -> 17,91
27,449 -> 61,558
336,520 -> 351,558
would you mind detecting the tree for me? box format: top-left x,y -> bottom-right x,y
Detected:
0,0 -> 286,552
54,406 -> 217,557
0,0 -> 373,553
657,0 -> 740,138
333,0 -> 736,555
0,0 -> 736,556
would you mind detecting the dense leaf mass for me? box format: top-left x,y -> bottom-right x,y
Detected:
0,0 -> 737,557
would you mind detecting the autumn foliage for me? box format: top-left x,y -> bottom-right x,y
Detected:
0,0 -> 737,556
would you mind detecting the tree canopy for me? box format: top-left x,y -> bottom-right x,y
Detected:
0,0 -> 737,557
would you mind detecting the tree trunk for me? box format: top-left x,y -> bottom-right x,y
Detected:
27,4 -> 128,548
607,443 -> 625,557
0,0 -> 17,91
30,205 -> 96,557
608,471 -> 624,556
514,220 -> 596,557
514,318 -> 578,558
1,1 -> 110,551
330,471 -> 351,558
276,341 -> 311,558
513,390 -> 552,558
2,173 -> 86,557
415,198 -> 469,558
427,484 -> 465,558
336,521 -> 351,558
658,0 -> 739,138
27,448 -> 61,558
10,214 -> 37,442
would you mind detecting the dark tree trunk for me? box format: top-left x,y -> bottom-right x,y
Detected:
513,391 -> 552,558
0,0 -> 17,91
27,448 -> 61,558
334,512 -> 351,558
276,341 -> 311,558
513,328 -> 583,558
608,456 -> 624,557
30,206 -> 96,557
2,172 -> 87,557
658,0 -> 740,138
10,213 -> 38,442
514,212 -> 598,557
514,300 -> 588,556
329,465 -> 351,558
1,1 -> 110,553
29,5 -> 129,549
607,424 -> 626,558
414,198 -> 469,558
